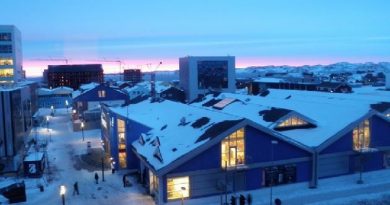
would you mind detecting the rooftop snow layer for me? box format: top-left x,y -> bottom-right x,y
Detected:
109,99 -> 243,171
192,88 -> 390,147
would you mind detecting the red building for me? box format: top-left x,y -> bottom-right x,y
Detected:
47,64 -> 104,90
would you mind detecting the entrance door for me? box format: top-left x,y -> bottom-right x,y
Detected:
229,147 -> 237,166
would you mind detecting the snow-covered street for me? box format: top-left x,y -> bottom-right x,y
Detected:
16,108 -> 154,205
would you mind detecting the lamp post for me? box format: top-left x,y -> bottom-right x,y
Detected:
101,141 -> 105,182
81,121 -> 85,141
60,185 -> 66,205
270,140 -> 278,205
51,105 -> 54,116
181,186 -> 186,205
46,116 -> 50,131
65,100 -> 69,113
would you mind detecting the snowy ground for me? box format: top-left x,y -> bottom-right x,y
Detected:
9,108 -> 154,205
3,108 -> 390,205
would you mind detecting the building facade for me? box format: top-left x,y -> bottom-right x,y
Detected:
0,25 -> 23,83
179,56 -> 236,102
102,88 -> 390,204
123,69 -> 142,84
37,86 -> 73,109
0,82 -> 37,173
47,64 -> 104,90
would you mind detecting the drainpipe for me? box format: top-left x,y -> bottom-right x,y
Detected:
309,150 -> 318,189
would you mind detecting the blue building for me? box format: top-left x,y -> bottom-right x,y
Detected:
37,86 -> 73,109
102,88 -> 390,204
72,83 -> 128,130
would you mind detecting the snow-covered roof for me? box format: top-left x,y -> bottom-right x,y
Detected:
37,86 -> 73,96
192,88 -> 390,147
72,82 -> 100,98
124,81 -> 171,94
109,99 -> 244,171
254,77 -> 285,83
24,152 -> 44,161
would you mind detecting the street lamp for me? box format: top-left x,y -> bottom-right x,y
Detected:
181,186 -> 186,205
65,100 -> 69,113
81,121 -> 85,141
60,185 -> 66,205
51,105 -> 54,116
270,140 -> 278,205
46,116 -> 50,131
101,141 -> 105,182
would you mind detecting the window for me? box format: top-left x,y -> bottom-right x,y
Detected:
117,119 -> 127,168
149,170 -> 159,194
0,33 -> 11,41
0,45 -> 12,53
98,90 -> 106,98
0,69 -> 13,77
221,128 -> 245,168
353,119 -> 370,151
0,58 -> 13,66
276,116 -> 308,128
167,176 -> 189,200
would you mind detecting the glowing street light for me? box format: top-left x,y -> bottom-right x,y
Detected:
65,100 -> 69,113
51,105 -> 54,116
81,121 -> 85,141
60,185 -> 66,205
46,116 -> 50,131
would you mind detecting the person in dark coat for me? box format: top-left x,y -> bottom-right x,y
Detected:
73,182 -> 79,195
274,198 -> 282,205
230,195 -> 236,205
247,193 -> 252,205
94,173 -> 99,184
239,194 -> 245,205
122,174 -> 127,187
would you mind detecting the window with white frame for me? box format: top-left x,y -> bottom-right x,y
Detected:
221,128 -> 245,168
276,116 -> 308,128
98,90 -> 106,98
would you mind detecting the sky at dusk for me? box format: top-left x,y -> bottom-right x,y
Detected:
2,0 -> 390,76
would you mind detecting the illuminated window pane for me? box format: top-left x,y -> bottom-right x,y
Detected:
149,170 -> 159,193
0,68 -> 13,77
221,128 -> 245,168
277,116 -> 308,128
98,90 -> 106,98
167,176 -> 189,200
353,120 -> 370,151
0,58 -> 13,66
117,119 -> 127,168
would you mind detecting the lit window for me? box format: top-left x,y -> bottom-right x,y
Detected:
386,113 -> 390,118
149,170 -> 159,194
167,176 -> 189,200
353,120 -> 370,151
0,58 -> 13,66
0,69 -> 13,77
98,90 -> 106,98
277,116 -> 308,128
221,128 -> 245,168
117,119 -> 127,168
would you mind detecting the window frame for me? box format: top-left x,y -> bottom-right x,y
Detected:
221,128 -> 245,168
352,119 -> 371,151
167,176 -> 190,200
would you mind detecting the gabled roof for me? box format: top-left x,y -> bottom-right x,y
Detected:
191,88 -> 389,147
109,99 -> 244,172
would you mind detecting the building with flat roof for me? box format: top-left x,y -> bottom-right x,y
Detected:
0,25 -> 23,83
179,56 -> 236,102
123,69 -> 142,85
47,64 -> 104,90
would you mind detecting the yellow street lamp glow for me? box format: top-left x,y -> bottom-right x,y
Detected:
60,185 -> 66,196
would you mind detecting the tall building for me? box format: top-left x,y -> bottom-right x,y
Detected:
47,64 -> 104,90
179,56 -> 236,102
123,69 -> 142,84
0,25 -> 23,83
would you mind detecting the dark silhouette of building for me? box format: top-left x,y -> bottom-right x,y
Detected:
123,69 -> 141,84
47,64 -> 104,90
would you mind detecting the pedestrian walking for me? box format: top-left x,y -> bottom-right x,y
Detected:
111,162 -> 115,174
239,194 -> 245,205
247,193 -> 252,205
230,195 -> 236,205
73,182 -> 79,195
274,198 -> 282,205
94,172 -> 99,184
122,174 -> 126,187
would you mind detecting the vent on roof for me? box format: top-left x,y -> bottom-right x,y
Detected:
151,137 -> 160,146
139,134 -> 145,145
285,95 -> 291,99
153,147 -> 163,163
161,124 -> 167,130
172,148 -> 177,152
191,117 -> 210,128
213,98 -> 236,110
178,117 -> 190,126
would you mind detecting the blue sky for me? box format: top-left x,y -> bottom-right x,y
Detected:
2,0 -> 390,76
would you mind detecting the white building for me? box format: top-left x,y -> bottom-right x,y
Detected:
0,25 -> 23,83
179,56 -> 236,102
